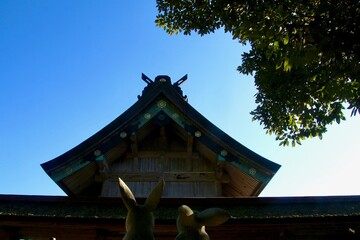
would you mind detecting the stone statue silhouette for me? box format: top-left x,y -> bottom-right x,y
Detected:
175,205 -> 230,240
118,178 -> 164,240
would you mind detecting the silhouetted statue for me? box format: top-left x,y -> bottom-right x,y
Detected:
118,178 -> 164,240
175,205 -> 230,240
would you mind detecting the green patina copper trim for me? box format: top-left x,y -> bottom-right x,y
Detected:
136,102 -> 163,129
133,98 -> 191,130
161,100 -> 191,128
221,155 -> 270,184
49,158 -> 93,182
95,155 -> 106,162
50,97 -> 269,184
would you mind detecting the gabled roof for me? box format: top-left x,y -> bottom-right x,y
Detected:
41,75 -> 280,196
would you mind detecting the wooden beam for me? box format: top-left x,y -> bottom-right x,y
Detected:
107,171 -> 216,182
159,126 -> 167,151
165,172 -> 215,182
130,134 -> 139,166
95,154 -> 109,179
125,151 -> 200,159
187,135 -> 193,158
110,172 -> 160,182
216,162 -> 231,183
130,134 -> 138,156
186,135 -> 194,171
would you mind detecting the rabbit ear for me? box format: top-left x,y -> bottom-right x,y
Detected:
144,179 -> 164,211
177,205 -> 195,226
197,208 -> 231,226
118,178 -> 137,210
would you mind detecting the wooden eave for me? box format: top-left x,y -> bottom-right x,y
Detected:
1,195 -> 360,239
41,76 -> 280,196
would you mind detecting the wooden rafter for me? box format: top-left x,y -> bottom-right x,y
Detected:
130,133 -> 139,170
187,135 -> 193,159
159,126 -> 167,151
186,135 -> 194,171
130,134 -> 138,158
95,154 -> 109,179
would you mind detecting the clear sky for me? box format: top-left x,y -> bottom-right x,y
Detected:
1,1 -> 359,197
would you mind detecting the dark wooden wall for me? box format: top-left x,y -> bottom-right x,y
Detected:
100,154 -> 221,197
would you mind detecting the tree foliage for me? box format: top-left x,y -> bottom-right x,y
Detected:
156,0 -> 359,146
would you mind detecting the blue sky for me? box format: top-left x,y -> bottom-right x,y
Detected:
1,1 -> 359,197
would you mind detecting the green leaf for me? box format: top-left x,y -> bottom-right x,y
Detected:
335,117 -> 341,124
274,41 -> 279,51
283,35 -> 289,45
283,57 -> 292,71
276,60 -> 283,70
157,0 -> 359,146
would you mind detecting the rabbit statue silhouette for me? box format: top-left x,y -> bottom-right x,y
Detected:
175,205 -> 230,240
118,178 -> 164,240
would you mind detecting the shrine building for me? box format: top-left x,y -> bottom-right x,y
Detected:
41,74 -> 280,198
0,75 -> 359,240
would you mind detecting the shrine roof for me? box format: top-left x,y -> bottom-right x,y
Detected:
41,75 -> 280,196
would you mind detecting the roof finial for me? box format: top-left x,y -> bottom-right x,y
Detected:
141,73 -> 153,85
174,74 -> 188,86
